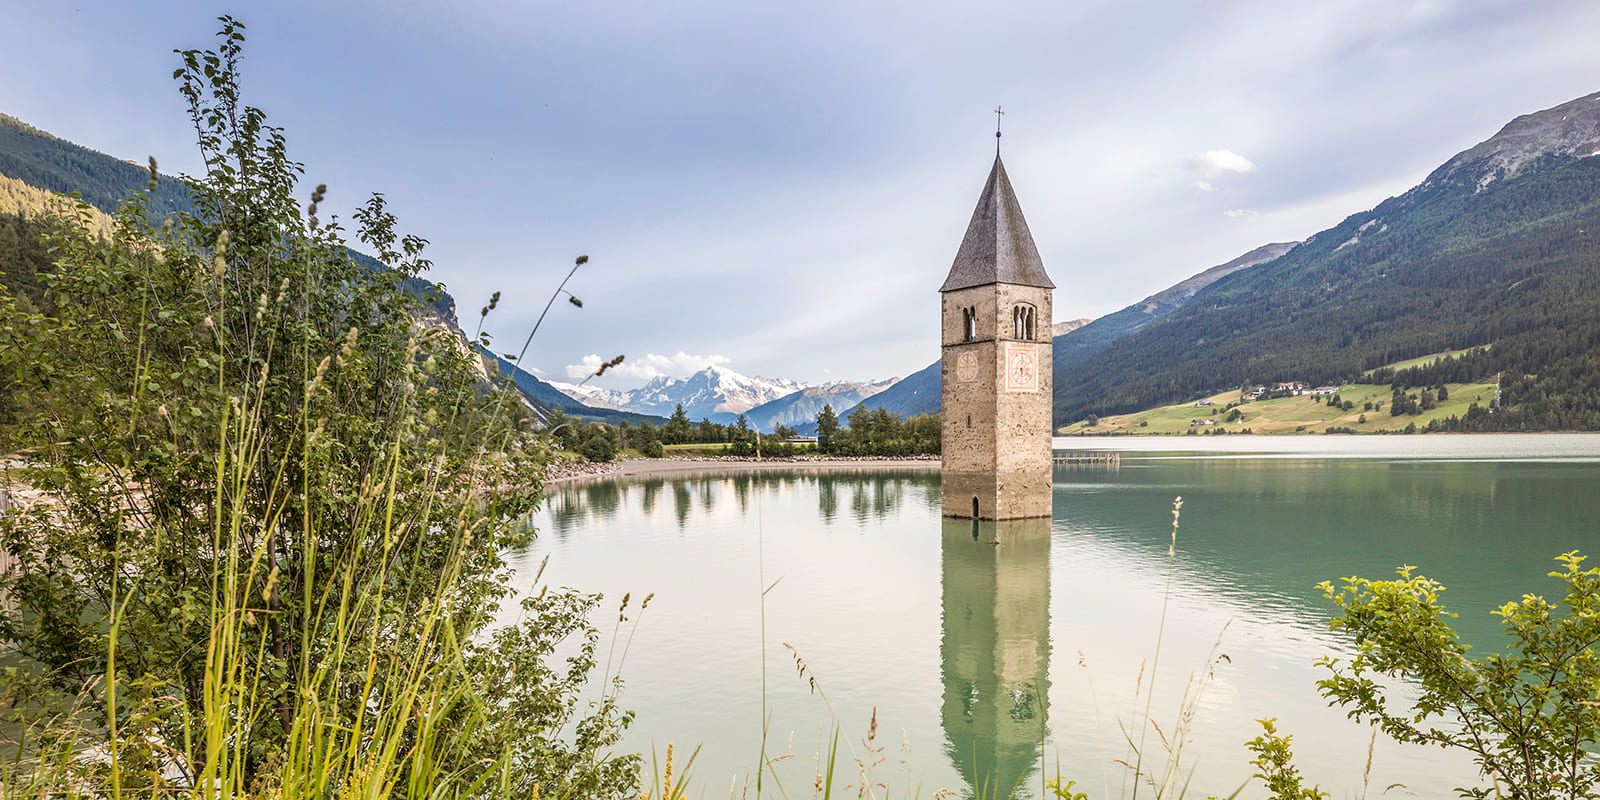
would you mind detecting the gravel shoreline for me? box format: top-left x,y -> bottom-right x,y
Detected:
544,455 -> 939,484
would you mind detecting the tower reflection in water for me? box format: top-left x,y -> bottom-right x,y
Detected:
940,517 -> 1051,797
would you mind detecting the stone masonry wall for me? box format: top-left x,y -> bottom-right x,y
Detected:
941,283 -> 1054,519
942,286 -> 998,475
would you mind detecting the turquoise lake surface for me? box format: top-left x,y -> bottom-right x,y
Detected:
511,434 -> 1600,797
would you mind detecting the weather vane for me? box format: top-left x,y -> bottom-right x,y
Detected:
995,105 -> 1004,152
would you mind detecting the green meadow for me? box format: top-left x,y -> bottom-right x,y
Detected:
1063,351 -> 1497,436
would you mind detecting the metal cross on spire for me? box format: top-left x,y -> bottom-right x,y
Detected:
994,105 -> 1004,153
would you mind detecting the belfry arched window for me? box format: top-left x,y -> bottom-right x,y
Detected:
1012,304 -> 1036,340
963,307 -> 977,342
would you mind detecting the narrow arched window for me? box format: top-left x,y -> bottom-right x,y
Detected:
963,307 -> 977,342
1012,304 -> 1036,340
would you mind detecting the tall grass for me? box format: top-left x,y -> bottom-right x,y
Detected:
0,316 -> 622,797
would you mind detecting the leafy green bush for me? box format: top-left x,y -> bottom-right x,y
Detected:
0,17 -> 636,798
1318,552 -> 1600,798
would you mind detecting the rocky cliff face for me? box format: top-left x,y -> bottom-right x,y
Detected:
1431,91 -> 1600,187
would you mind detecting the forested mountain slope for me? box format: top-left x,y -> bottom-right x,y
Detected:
0,112 -> 457,323
0,113 -> 191,220
1052,242 -> 1295,368
479,347 -> 668,426
1055,90 -> 1600,431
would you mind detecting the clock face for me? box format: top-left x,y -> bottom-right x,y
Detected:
955,351 -> 979,383
1004,344 -> 1038,392
1009,351 -> 1034,383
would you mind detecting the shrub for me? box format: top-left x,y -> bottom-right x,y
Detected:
1318,552 -> 1600,798
0,18 -> 636,798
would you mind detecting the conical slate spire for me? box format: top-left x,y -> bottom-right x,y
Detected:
939,155 -> 1055,292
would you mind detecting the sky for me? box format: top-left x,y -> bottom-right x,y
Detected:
6,1 -> 1600,390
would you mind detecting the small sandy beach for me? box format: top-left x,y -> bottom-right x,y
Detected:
545,455 -> 939,483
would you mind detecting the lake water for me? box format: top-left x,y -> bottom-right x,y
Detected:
512,434 -> 1600,798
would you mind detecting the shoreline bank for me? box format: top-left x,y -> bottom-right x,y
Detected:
545,455 -> 940,484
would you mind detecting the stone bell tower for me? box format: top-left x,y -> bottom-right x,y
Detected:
940,154 -> 1054,520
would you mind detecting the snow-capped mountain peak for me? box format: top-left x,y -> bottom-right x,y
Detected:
626,365 -> 806,419
545,380 -> 630,410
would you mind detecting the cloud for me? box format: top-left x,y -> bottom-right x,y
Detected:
1186,149 -> 1258,176
1193,180 -> 1214,192
1223,208 -> 1256,218
566,351 -> 731,381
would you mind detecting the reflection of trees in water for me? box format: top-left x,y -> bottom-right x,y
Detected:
697,479 -> 716,517
544,488 -> 584,538
940,517 -> 1051,798
844,474 -> 911,524
586,481 -> 622,518
641,479 -> 663,516
732,474 -> 752,514
818,475 -> 838,523
849,478 -> 873,523
872,474 -> 906,517
544,482 -> 627,537
673,482 -> 693,529
543,469 -> 939,532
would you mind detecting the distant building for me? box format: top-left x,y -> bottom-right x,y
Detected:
1195,399 -> 1214,407
1311,385 -> 1340,395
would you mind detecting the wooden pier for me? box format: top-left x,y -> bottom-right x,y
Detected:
1052,452 -> 1120,465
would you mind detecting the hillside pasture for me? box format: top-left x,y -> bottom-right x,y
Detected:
1063,380 -> 1497,436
